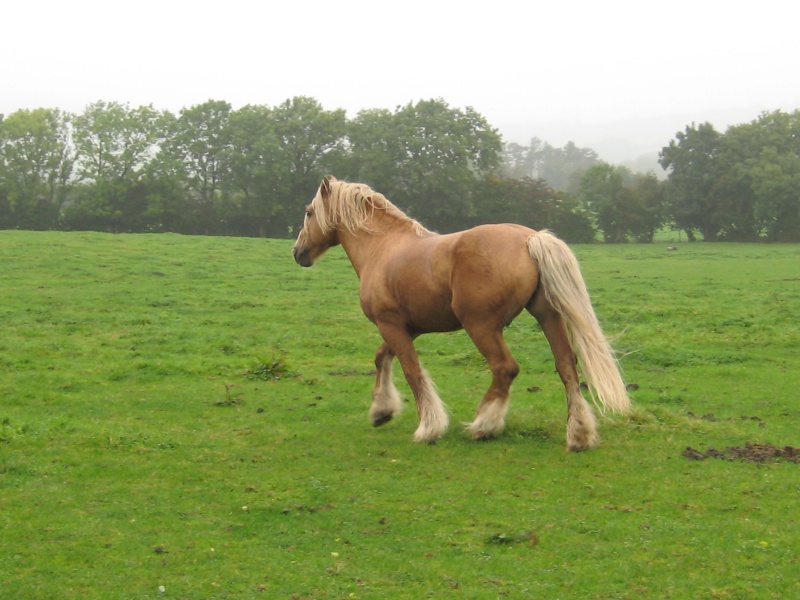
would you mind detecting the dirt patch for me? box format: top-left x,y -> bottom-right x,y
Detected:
683,442 -> 799,463
686,412 -> 764,425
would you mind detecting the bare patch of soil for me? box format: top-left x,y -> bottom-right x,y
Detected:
686,412 -> 765,426
683,442 -> 799,463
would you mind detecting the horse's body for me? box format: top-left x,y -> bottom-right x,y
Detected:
293,178 -> 630,450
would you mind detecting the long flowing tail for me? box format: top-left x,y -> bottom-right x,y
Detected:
527,230 -> 631,414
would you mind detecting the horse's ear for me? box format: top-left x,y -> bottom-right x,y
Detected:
320,177 -> 332,200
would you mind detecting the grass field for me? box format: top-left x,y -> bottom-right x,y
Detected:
1,230 -> 799,599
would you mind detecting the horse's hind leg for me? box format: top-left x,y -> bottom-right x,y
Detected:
370,342 -> 403,427
528,292 -> 598,451
464,324 -> 519,439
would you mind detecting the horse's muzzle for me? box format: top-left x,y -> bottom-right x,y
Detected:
292,246 -> 313,267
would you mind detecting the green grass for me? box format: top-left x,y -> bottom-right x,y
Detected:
1,231 -> 799,599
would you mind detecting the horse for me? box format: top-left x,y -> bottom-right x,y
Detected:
292,177 -> 631,450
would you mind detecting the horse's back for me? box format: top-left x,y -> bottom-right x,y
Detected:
450,223 -> 538,270
456,223 -> 537,248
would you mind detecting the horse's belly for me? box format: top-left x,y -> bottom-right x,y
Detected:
394,282 -> 461,333
406,304 -> 462,334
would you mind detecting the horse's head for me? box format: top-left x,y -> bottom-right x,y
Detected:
292,177 -> 339,267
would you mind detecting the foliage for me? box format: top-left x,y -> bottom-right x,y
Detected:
160,99 -> 233,234
721,111 -> 800,241
1,98 -> 513,237
0,108 -> 73,228
659,122 -> 724,241
72,101 -> 165,185
469,175 -> 595,242
1,231 -> 798,598
3,100 -> 800,242
270,97 -> 348,236
659,110 -> 800,241
628,171 -> 668,242
577,165 -> 667,242
222,104 -> 287,237
344,99 -> 503,231
65,101 -> 169,232
502,138 -> 602,192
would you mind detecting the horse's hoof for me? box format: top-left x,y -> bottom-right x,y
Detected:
465,420 -> 501,441
566,435 -> 600,452
566,443 -> 589,452
372,413 -> 394,427
469,428 -> 496,441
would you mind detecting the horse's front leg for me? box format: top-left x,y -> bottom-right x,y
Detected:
370,342 -> 403,427
376,323 -> 448,443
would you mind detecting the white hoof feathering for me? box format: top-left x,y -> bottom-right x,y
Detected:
412,374 -> 448,442
370,378 -> 403,425
467,397 -> 509,439
566,401 -> 599,451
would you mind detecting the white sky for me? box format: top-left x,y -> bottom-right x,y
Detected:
3,0 -> 799,162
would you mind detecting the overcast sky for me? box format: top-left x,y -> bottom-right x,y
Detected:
3,0 -> 799,163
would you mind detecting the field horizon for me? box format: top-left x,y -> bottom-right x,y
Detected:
1,230 -> 798,599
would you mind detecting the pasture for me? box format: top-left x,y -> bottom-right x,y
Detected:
1,230 -> 798,599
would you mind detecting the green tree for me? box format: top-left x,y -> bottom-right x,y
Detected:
501,142 -> 533,179
660,111 -> 800,242
67,101 -> 167,231
160,100 -> 232,234
348,99 -> 502,231
222,104 -> 310,237
577,164 -> 630,243
341,108 -> 398,193
538,141 -> 601,192
500,138 -> 547,180
73,101 -> 164,183
501,139 -> 601,192
659,122 -> 723,241
0,108 -> 74,228
576,165 -> 665,243
751,145 -> 800,242
471,176 -> 557,226
721,110 -> 800,241
0,187 -> 11,228
470,175 -> 595,243
270,97 -> 347,235
628,173 -> 667,242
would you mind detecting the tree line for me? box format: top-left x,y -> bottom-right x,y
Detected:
1,98 -> 798,241
659,111 -> 800,241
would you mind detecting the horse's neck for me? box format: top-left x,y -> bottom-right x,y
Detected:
339,219 -> 420,279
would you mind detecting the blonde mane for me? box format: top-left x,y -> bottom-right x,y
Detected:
312,179 -> 432,236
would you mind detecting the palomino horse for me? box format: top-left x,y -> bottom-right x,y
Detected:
292,178 -> 630,450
